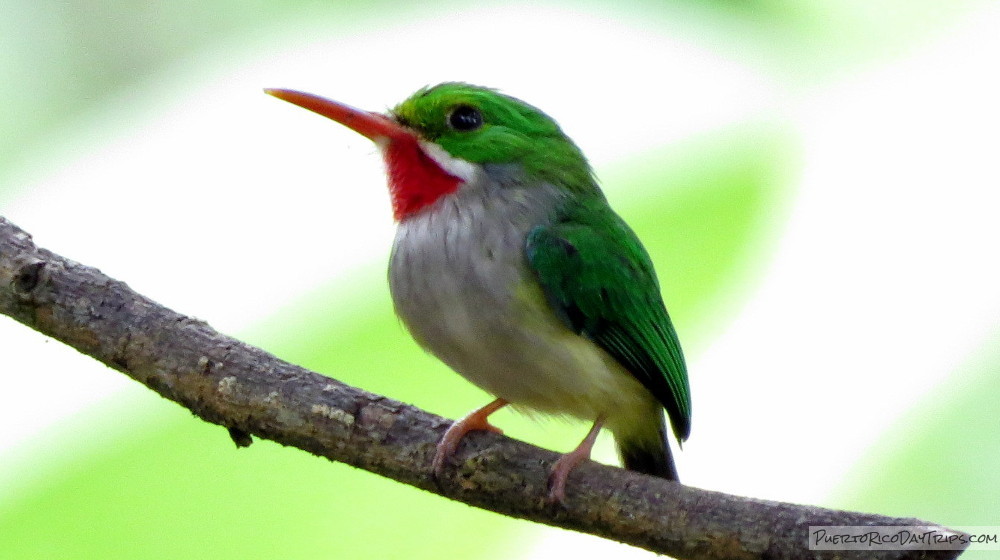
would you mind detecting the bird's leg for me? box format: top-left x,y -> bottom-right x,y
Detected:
432,398 -> 508,477
547,415 -> 606,504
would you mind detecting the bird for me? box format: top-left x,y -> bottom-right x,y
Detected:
266,83 -> 691,502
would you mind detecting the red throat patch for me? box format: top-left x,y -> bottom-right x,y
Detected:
382,136 -> 461,221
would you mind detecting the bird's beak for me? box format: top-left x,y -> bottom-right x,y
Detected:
264,88 -> 410,143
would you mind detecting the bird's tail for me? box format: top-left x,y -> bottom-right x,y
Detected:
615,413 -> 679,482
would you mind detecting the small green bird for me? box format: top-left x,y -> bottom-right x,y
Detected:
267,83 -> 691,502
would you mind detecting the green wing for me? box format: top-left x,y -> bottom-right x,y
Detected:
526,199 -> 691,442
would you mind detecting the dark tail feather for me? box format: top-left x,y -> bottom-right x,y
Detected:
616,415 -> 679,482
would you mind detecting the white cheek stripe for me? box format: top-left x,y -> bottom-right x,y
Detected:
419,140 -> 478,183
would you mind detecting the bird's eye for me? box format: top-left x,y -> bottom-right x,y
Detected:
447,105 -> 483,131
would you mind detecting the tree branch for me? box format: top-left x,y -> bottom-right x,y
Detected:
0,215 -> 967,560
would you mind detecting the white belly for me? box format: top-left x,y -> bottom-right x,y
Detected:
388,182 -> 656,430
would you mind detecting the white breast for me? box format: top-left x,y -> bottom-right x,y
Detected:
388,174 -> 656,431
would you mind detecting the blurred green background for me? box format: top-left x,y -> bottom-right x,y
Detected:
2,2 -> 998,558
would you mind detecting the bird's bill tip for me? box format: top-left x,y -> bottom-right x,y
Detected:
264,87 -> 408,142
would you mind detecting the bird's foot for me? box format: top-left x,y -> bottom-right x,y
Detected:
546,416 -> 605,504
432,398 -> 508,478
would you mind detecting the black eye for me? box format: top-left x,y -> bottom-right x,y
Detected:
448,105 -> 483,131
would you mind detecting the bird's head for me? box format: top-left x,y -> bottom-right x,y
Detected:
267,83 -> 593,221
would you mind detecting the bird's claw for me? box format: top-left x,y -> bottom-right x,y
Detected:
430,399 -> 507,481
431,437 -> 459,479
546,453 -> 579,505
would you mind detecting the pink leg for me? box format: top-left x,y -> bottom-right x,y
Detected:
548,416 -> 606,504
432,398 -> 508,476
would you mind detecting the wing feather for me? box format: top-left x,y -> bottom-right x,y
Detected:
526,200 -> 691,441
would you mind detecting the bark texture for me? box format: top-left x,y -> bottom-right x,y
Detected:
0,216 -> 967,560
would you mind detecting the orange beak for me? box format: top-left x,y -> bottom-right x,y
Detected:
264,88 -> 410,143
